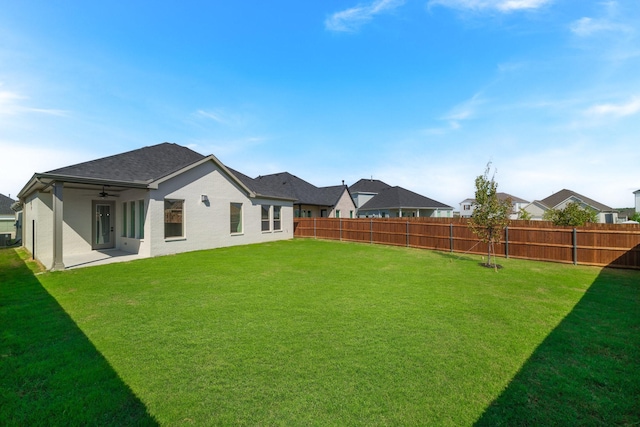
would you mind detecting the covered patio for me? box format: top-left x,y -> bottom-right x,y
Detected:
63,249 -> 145,270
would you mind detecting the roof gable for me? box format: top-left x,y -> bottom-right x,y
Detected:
360,186 -> 452,210
541,189 -> 613,212
349,178 -> 391,194
254,172 -> 346,206
0,193 -> 15,215
226,168 -> 295,200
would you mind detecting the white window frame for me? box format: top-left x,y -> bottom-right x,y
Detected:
261,205 -> 271,232
164,199 -> 185,239
273,206 -> 281,231
230,202 -> 243,234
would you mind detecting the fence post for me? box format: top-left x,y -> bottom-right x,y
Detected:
370,218 -> 373,244
406,221 -> 410,247
505,226 -> 509,258
340,218 -> 342,241
573,228 -> 577,265
449,223 -> 453,253
314,217 -> 317,239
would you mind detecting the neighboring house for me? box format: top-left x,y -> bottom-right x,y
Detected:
0,193 -> 17,244
252,172 -> 356,219
349,178 -> 393,209
16,143 -> 296,270
635,189 -> 640,214
522,189 -> 618,223
356,186 -> 453,218
459,193 -> 529,220
616,208 -> 634,223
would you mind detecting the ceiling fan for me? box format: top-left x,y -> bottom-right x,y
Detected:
98,186 -> 119,198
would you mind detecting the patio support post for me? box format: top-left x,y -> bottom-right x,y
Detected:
52,181 -> 65,270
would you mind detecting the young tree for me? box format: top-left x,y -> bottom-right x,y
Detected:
543,202 -> 597,226
518,208 -> 532,220
469,163 -> 512,270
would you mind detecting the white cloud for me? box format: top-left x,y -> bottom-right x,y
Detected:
195,109 -> 245,127
325,0 -> 405,32
570,16 -> 631,37
443,92 -> 485,120
0,87 -> 68,117
0,142 -> 94,199
428,0 -> 552,12
586,96 -> 640,117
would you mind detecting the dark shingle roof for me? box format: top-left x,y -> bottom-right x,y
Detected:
0,194 -> 15,215
541,189 -> 613,212
46,142 -> 206,183
254,172 -> 345,206
349,178 -> 391,194
464,192 -> 529,205
360,186 -> 452,210
226,168 -> 294,200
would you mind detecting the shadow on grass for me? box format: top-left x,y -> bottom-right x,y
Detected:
475,245 -> 640,426
0,249 -> 158,426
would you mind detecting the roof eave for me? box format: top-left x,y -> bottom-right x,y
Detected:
17,173 -> 150,199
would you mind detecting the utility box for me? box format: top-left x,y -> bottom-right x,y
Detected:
0,233 -> 10,246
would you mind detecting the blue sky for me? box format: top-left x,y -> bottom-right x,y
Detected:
1,0 -> 639,209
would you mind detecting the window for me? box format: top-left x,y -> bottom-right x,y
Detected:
336,210 -> 341,218
273,206 -> 281,231
164,199 -> 184,238
464,205 -> 471,210
350,210 -> 354,218
261,205 -> 270,231
230,203 -> 243,234
129,201 -> 136,238
138,200 -> 145,239
122,202 -> 127,237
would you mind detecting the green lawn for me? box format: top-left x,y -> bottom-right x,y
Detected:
1,239 -> 638,426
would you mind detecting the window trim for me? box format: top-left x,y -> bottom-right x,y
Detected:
122,202 -> 127,237
164,199 -> 185,240
261,204 -> 271,232
230,202 -> 243,235
273,206 -> 281,231
138,200 -> 145,239
129,201 -> 136,238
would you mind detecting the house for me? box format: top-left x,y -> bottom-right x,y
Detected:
252,172 -> 356,218
635,189 -> 640,213
522,189 -> 618,223
349,178 -> 392,210
349,178 -> 453,218
459,192 -> 529,220
0,193 -> 17,245
355,186 -> 453,218
16,143 -> 296,270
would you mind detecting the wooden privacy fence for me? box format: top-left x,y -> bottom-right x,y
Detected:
293,217 -> 640,269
